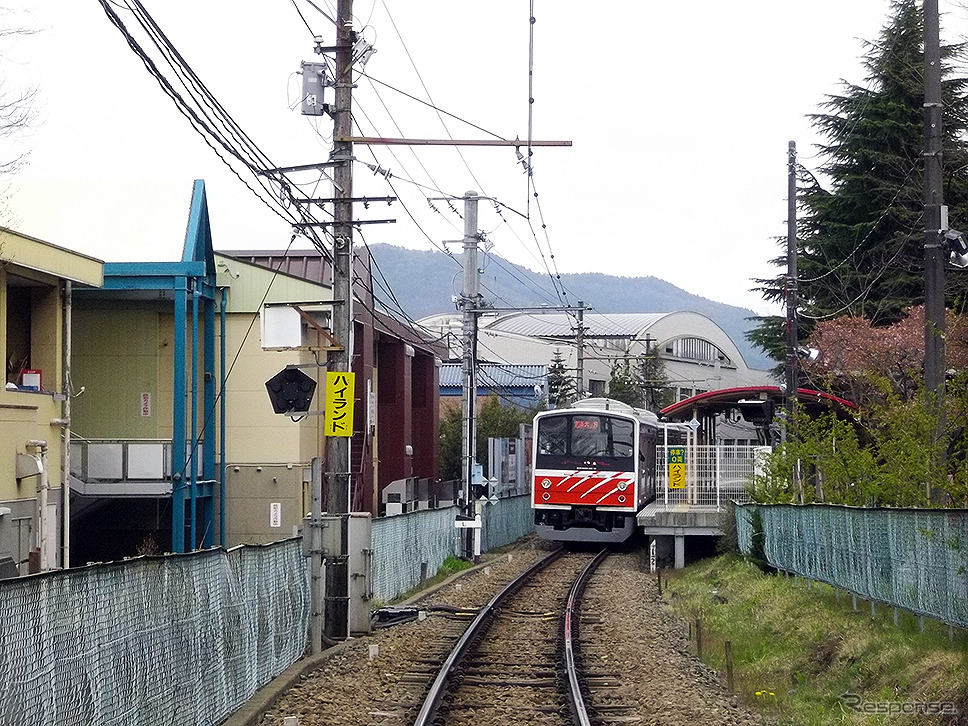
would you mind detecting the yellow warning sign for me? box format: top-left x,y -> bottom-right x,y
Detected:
324,371 -> 355,437
668,447 -> 686,489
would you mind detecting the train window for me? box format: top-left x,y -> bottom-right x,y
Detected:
571,416 -> 608,456
537,416 -> 568,455
611,419 -> 634,457
536,413 -> 636,470
571,416 -> 634,458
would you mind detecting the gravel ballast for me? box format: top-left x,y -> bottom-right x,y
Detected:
243,537 -> 770,726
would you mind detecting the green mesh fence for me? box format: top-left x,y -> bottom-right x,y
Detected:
0,539 -> 309,726
481,494 -> 534,553
735,503 -> 968,628
371,506 -> 461,602
370,495 -> 536,602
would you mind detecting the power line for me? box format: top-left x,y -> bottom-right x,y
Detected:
98,0 -> 337,261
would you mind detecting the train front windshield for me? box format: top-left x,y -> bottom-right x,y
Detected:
536,413 -> 635,471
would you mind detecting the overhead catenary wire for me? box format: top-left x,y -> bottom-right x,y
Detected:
359,0 -> 578,318
376,0 -> 490,196
347,2 -> 580,323
107,0 -> 597,404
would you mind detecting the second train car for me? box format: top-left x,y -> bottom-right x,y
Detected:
532,398 -> 687,543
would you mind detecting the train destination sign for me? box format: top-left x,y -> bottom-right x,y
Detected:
667,446 -> 686,489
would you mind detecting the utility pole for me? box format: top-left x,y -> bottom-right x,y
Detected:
923,0 -> 945,399
460,191 -> 480,561
574,302 -> 586,398
785,141 -> 798,441
324,0 -> 354,642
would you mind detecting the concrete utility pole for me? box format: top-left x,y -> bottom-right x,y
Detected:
785,141 -> 798,440
574,302 -> 585,397
460,191 -> 480,560
923,0 -> 945,398
325,0 -> 354,642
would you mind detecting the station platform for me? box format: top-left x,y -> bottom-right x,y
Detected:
637,500 -> 732,568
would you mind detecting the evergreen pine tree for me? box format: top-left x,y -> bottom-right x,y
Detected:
607,359 -> 643,407
751,0 -> 968,360
637,343 -> 673,411
546,348 -> 576,408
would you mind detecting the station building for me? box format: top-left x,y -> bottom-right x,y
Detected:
419,309 -> 772,411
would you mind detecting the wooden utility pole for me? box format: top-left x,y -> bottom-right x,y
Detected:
923,0 -> 945,398
324,0 -> 354,642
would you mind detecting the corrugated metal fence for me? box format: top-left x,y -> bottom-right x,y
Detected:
0,539 -> 309,726
735,503 -> 968,628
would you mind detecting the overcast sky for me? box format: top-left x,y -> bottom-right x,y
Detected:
2,1 -> 958,317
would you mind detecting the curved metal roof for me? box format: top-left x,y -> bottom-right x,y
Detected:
483,312 -> 670,339
660,386 -> 857,420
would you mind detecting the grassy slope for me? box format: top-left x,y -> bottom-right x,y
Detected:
663,554 -> 968,725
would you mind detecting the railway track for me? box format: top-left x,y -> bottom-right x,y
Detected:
256,540 -> 768,726
411,547 -> 611,726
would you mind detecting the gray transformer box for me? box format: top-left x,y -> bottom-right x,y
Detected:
300,61 -> 328,116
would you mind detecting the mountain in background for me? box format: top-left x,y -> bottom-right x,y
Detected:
366,243 -> 775,371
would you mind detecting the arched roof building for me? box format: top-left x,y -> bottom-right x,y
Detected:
418,309 -> 773,406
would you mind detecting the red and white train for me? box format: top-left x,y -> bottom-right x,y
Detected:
532,398 -> 688,543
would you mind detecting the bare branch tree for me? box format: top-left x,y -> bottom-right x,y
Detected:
0,8 -> 39,223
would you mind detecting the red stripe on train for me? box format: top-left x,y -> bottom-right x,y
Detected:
533,470 -> 635,507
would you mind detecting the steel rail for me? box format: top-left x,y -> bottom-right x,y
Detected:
564,548 -> 610,726
411,547 -> 564,726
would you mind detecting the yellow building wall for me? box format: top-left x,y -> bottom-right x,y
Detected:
220,314 -> 323,465
29,285 -> 63,390
0,265 -> 66,503
219,313 -> 327,546
71,302 -> 164,439
0,260 -> 79,571
0,393 -> 64,504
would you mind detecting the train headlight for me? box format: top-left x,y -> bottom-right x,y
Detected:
542,492 -> 551,501
540,478 -> 552,490
616,480 -> 629,491
618,495 -> 626,504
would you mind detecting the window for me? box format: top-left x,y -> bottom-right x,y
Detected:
537,415 -> 568,455
664,337 -> 734,367
571,416 -> 608,456
6,284 -> 32,386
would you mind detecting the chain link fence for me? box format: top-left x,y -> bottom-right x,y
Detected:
370,494 -> 535,603
0,539 -> 309,726
481,494 -> 533,552
370,506 -> 461,602
735,503 -> 968,628
0,496 -> 537,724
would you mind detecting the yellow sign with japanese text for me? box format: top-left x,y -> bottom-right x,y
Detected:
668,447 -> 686,489
324,371 -> 355,437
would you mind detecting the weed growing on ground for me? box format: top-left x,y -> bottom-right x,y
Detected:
663,554 -> 968,725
